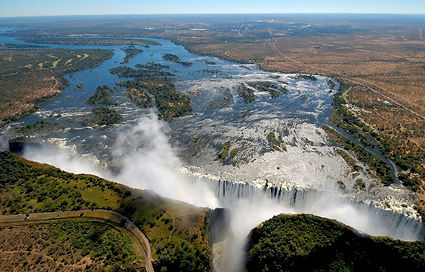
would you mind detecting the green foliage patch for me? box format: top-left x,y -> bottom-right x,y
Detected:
247,81 -> 288,99
324,126 -> 394,185
215,141 -> 231,161
237,84 -> 256,103
49,220 -> 138,267
246,214 -> 425,272
121,46 -> 143,64
83,106 -> 123,127
162,53 -> 193,66
112,63 -> 192,120
267,131 -> 286,151
0,49 -> 113,124
328,82 -> 396,185
0,151 -> 211,271
86,85 -> 117,105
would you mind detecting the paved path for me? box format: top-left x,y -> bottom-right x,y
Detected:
0,209 -> 154,272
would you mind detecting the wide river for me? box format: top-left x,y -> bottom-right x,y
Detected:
0,34 -> 423,245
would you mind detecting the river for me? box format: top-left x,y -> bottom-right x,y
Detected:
0,33 -> 423,246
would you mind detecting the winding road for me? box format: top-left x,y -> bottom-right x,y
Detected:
0,209 -> 154,272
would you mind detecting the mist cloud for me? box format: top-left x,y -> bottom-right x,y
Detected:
21,115 -> 424,272
24,144 -> 107,178
112,115 -> 219,208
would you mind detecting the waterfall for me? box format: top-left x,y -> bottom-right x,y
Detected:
210,179 -> 424,241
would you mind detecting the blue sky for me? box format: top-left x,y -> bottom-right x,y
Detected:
1,0 -> 424,17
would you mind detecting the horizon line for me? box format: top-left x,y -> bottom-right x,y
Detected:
1,12 -> 425,19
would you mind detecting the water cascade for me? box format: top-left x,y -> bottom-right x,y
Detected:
211,179 -> 424,241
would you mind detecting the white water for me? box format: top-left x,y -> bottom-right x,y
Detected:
22,115 -> 424,272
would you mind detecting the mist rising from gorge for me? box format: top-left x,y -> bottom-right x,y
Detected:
22,115 -> 424,272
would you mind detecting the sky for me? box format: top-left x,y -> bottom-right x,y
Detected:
1,0 -> 424,17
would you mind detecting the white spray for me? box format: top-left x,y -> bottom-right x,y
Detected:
22,115 -> 424,272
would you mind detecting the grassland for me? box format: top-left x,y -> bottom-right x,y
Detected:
0,151 -> 211,271
153,17 -> 425,156
0,49 -> 113,125
246,214 -> 425,272
180,27 -> 425,121
328,82 -> 395,185
328,80 -> 425,214
1,15 -> 425,269
0,219 -> 142,272
5,16 -> 425,123
2,17 -> 424,189
149,16 -> 425,214
0,43 -> 46,49
11,36 -> 160,46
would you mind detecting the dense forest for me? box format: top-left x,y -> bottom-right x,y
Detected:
246,214 -> 425,272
